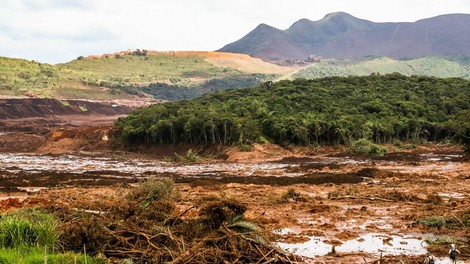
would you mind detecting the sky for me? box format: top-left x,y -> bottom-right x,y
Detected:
1,0 -> 469,64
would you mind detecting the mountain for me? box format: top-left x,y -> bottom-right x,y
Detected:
218,12 -> 470,62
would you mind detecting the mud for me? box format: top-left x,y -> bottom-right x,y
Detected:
0,149 -> 468,260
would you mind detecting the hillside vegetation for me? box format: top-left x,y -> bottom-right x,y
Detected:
115,74 -> 470,150
291,57 -> 470,80
0,51 -> 289,100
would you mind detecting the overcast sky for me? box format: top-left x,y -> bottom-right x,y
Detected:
1,0 -> 469,64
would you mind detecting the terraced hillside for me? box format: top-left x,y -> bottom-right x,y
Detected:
0,51 -> 292,100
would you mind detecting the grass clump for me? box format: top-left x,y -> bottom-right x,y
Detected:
0,208 -> 60,250
425,236 -> 459,245
416,216 -> 447,229
328,186 -> 359,199
170,149 -> 199,163
383,190 -> 420,202
424,193 -> 443,205
238,144 -> 253,152
126,177 -> 180,207
351,138 -> 388,156
416,214 -> 469,229
276,189 -> 308,203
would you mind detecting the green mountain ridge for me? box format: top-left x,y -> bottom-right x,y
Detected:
0,51 -> 285,100
1,52 -> 470,101
291,56 -> 470,79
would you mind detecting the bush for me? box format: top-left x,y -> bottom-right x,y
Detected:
185,149 -> 198,162
351,138 -> 388,156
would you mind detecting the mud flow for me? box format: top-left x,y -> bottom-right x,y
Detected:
0,148 -> 468,263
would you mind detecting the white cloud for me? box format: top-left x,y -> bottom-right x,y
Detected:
0,0 -> 469,63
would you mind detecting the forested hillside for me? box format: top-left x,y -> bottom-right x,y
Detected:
115,74 -> 470,149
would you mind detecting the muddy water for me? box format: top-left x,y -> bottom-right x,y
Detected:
0,152 -> 466,191
0,152 -> 463,176
0,153 -> 295,176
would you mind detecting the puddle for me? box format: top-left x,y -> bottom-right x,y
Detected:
420,153 -> 463,162
278,233 -> 428,258
337,233 -> 427,255
274,227 -> 304,236
438,192 -> 466,199
17,187 -> 49,193
279,236 -> 333,256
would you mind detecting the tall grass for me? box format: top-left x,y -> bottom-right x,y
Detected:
0,208 -> 107,263
0,208 -> 60,250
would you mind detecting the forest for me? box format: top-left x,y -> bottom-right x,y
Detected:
115,74 -> 470,150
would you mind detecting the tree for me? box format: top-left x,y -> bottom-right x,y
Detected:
447,110 -> 470,151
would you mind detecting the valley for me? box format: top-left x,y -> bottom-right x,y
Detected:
0,125 -> 468,263
1,10 -> 470,263
0,72 -> 469,263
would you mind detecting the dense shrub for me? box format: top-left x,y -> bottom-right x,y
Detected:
351,138 -> 388,156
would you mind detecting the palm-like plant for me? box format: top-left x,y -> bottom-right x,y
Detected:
224,214 -> 268,245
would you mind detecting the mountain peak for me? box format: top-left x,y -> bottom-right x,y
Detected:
320,12 -> 367,25
322,11 -> 354,20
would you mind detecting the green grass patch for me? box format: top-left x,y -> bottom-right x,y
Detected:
416,216 -> 447,228
0,247 -> 102,264
59,100 -> 70,106
259,136 -> 270,144
424,236 -> 459,245
78,105 -> 88,112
